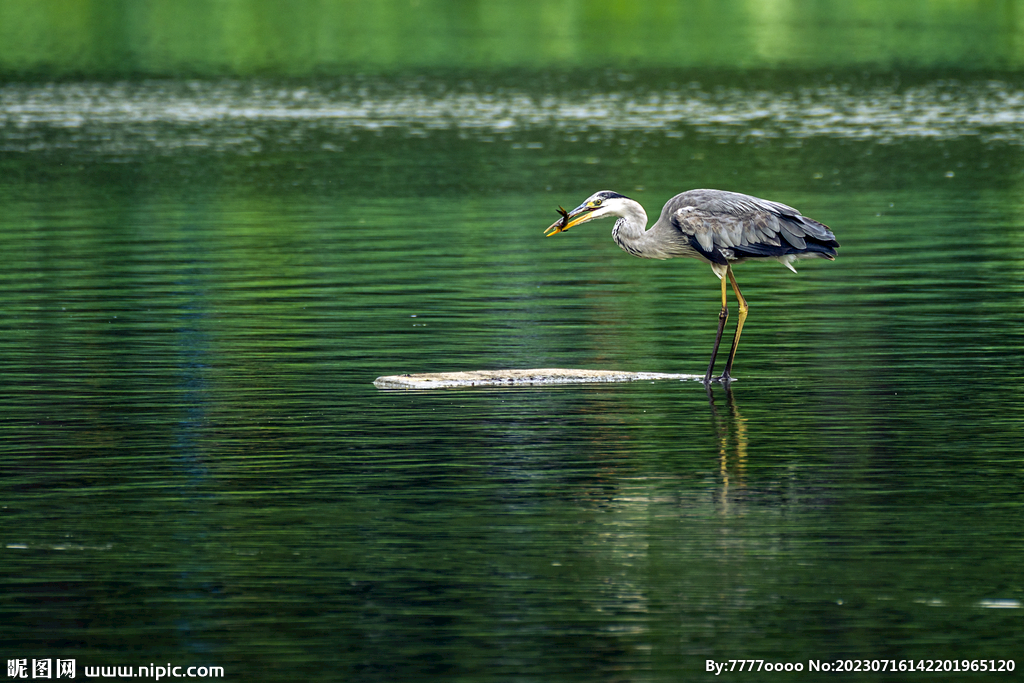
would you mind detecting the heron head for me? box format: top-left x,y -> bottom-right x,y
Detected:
544,191 -> 631,236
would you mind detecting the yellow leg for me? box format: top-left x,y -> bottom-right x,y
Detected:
721,266 -> 748,381
704,273 -> 729,383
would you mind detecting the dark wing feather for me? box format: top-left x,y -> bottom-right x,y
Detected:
664,189 -> 838,262
670,210 -> 730,264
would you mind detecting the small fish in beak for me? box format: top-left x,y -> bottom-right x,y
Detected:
544,205 -> 571,236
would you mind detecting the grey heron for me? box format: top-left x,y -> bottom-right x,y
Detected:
545,189 -> 839,383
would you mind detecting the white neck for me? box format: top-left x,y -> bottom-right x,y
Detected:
609,198 -> 653,257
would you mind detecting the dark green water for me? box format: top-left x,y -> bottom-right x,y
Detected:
3,6 -> 1024,680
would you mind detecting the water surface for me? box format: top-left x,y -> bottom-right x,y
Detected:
2,70 -> 1023,681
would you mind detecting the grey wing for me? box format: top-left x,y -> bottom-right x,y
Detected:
666,189 -> 839,263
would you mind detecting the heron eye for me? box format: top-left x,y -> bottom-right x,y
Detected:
591,199 -> 603,207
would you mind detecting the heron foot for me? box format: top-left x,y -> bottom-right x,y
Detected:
703,374 -> 736,385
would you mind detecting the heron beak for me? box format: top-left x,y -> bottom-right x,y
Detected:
544,203 -> 596,236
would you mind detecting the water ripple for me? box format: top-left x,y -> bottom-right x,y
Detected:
2,80 -> 1024,155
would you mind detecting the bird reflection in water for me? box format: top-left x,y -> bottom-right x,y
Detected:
706,383 -> 748,513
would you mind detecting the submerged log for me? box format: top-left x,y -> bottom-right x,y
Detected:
374,368 -> 700,390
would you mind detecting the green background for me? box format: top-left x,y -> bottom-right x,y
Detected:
2,0 -> 1023,77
